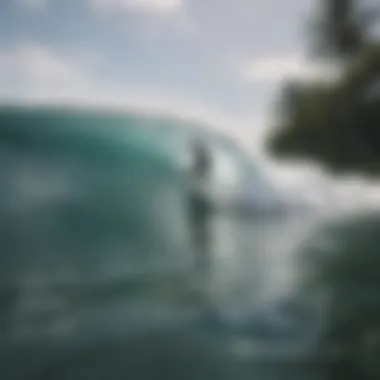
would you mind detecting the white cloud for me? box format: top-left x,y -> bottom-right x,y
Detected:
90,0 -> 182,15
0,42 -> 87,90
240,54 -> 340,84
18,0 -> 47,11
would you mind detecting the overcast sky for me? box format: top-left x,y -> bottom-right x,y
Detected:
0,0 -> 316,123
1,0 -> 380,208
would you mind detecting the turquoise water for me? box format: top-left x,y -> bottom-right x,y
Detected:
0,106 -> 327,379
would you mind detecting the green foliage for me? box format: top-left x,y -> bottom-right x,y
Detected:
311,0 -> 367,60
267,0 -> 380,176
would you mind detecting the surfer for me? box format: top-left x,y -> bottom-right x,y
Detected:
188,137 -> 212,297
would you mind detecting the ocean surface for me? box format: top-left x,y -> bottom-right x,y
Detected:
0,106 -> 347,379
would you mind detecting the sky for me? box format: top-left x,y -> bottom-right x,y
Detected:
0,0 -> 315,120
1,0 -> 380,208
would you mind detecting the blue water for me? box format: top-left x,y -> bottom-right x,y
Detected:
0,106 -> 327,379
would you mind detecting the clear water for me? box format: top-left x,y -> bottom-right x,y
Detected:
0,107 -> 328,379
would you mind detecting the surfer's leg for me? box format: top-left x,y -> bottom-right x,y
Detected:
189,196 -> 212,305
189,197 -> 208,270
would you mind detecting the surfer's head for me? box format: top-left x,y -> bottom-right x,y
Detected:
190,137 -> 207,156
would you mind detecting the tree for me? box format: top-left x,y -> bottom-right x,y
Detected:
311,0 -> 367,60
267,0 -> 380,176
